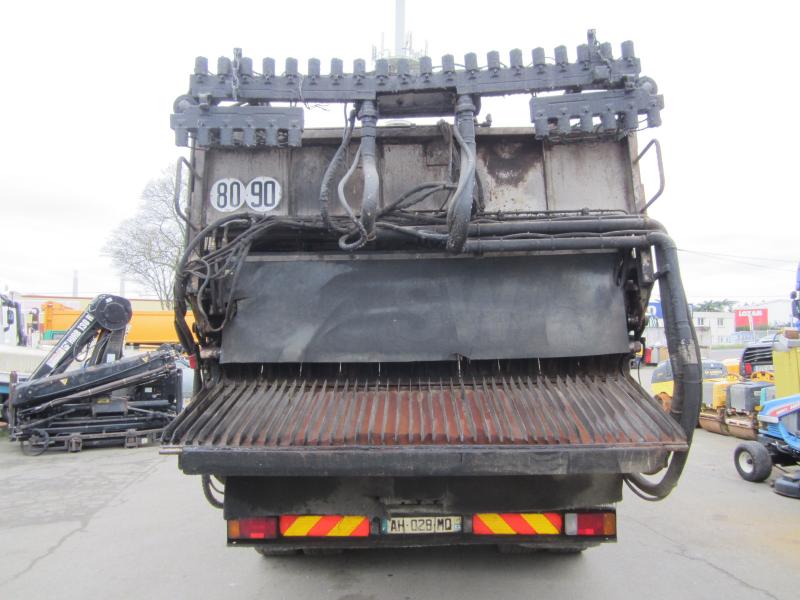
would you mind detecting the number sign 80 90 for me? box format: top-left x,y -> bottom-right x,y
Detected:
209,177 -> 282,213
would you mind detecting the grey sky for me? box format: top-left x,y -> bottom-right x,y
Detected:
1,0 -> 796,305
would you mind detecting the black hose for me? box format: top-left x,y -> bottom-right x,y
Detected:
624,233 -> 701,499
464,234 -> 651,253
319,109 -> 357,234
378,182 -> 454,217
201,474 -> 224,509
336,144 -> 369,251
357,101 -> 380,238
446,98 -> 477,252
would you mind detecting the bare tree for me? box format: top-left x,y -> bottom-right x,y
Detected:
104,167 -> 186,309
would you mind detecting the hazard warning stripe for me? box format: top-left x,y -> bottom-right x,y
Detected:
279,515 -> 369,537
473,513 -> 562,535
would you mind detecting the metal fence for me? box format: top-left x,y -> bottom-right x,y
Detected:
722,330 -> 783,346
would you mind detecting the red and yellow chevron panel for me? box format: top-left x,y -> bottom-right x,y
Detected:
473,513 -> 562,535
279,515 -> 370,537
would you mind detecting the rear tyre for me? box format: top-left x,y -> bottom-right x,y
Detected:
254,547 -> 299,557
734,441 -> 772,482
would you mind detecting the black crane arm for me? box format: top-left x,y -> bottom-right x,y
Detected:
28,294 -> 132,380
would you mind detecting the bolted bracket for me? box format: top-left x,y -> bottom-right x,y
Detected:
530,85 -> 663,140
171,105 -> 304,148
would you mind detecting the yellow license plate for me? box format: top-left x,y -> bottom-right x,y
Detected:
382,516 -> 462,535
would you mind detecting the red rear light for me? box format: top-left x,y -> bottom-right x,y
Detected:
565,512 -> 616,536
228,517 -> 278,540
188,354 -> 198,369
576,513 -> 604,535
744,362 -> 752,376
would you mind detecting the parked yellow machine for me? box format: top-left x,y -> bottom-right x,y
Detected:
651,359 -> 731,412
651,335 -> 800,440
651,358 -> 758,438
42,301 -> 194,346
773,337 -> 800,398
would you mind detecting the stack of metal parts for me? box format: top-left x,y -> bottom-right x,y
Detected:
8,295 -> 182,455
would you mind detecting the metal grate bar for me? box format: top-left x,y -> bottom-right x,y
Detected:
165,371 -> 686,451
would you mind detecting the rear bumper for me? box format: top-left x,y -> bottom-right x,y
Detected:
235,534 -> 610,551
228,509 -> 616,550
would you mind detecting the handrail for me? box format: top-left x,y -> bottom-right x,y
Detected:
635,138 -> 665,212
174,156 -> 200,231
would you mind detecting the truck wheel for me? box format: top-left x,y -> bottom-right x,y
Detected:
734,441 -> 772,482
254,547 -> 298,557
20,429 -> 50,456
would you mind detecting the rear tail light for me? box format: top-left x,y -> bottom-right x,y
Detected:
564,512 -> 616,536
744,362 -> 753,376
188,354 -> 198,369
228,517 -> 278,540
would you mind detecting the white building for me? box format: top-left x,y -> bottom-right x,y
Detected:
644,310 -> 736,348
691,311 -> 736,346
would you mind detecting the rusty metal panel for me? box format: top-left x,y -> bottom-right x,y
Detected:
381,143 -> 451,212
544,140 -> 634,212
196,127 -> 638,223
165,372 -> 686,453
477,138 -> 546,213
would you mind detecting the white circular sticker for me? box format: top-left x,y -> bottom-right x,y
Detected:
244,177 -> 282,212
209,178 -> 244,212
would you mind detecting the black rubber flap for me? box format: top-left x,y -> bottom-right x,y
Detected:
221,252 -> 629,363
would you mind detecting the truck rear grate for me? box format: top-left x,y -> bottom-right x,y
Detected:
164,369 -> 686,450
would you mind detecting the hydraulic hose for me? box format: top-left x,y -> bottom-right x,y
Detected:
319,109 -> 357,233
624,232 -> 702,500
357,101 -> 380,239
336,144 -> 369,251
446,95 -> 477,253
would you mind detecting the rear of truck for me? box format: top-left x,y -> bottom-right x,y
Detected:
162,31 -> 701,553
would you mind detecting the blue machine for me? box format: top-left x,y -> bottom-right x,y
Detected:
734,394 -> 800,497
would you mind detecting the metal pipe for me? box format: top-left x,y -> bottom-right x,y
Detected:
463,235 -> 650,253
635,139 -> 665,212
358,101 -> 380,238
446,95 -> 477,252
403,216 -> 666,237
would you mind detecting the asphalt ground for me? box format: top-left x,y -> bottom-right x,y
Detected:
1,359 -> 797,600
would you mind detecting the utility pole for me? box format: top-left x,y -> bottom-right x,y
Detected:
395,0 -> 406,57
